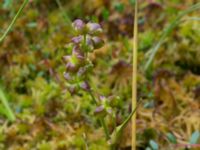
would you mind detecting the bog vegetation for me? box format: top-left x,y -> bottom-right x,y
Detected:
0,0 -> 200,150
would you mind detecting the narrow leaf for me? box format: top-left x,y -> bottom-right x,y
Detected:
149,140 -> 159,150
167,133 -> 177,144
189,131 -> 200,144
144,2 -> 200,72
0,88 -> 15,121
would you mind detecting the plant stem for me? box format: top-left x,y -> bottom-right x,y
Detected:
88,90 -> 97,104
88,91 -> 110,140
0,0 -> 29,43
100,118 -> 110,140
132,0 -> 138,150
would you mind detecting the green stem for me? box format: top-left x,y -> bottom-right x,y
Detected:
0,0 -> 29,43
88,91 -> 110,140
84,34 -> 86,45
83,34 -> 88,54
88,91 -> 97,104
100,118 -> 110,140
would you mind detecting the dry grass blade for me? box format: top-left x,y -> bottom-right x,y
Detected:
132,0 -> 138,150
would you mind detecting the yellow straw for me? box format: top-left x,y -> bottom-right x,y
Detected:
132,0 -> 138,150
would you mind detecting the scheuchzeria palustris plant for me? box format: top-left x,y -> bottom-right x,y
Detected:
62,19 -> 137,149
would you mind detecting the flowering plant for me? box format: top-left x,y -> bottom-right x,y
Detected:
63,19 -> 136,149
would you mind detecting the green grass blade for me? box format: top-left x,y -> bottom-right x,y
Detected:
55,0 -> 72,24
144,2 -> 200,72
0,0 -> 29,43
0,88 -> 15,121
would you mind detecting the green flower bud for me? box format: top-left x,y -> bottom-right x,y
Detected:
94,105 -> 107,118
65,55 -> 79,72
63,47 -> 86,73
99,95 -> 107,103
108,96 -> 120,108
62,55 -> 70,63
65,43 -> 74,53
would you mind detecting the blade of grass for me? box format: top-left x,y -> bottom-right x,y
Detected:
0,0 -> 29,121
132,0 -> 138,150
144,2 -> 200,71
184,17 -> 200,21
55,0 -> 72,24
0,88 -> 15,121
0,0 -> 29,43
110,99 -> 143,147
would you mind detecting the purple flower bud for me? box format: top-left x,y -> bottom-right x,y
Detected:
68,85 -> 78,95
82,35 -> 94,52
94,105 -> 107,117
86,23 -> 103,35
63,55 -> 79,72
63,55 -> 77,72
72,19 -> 85,31
72,46 -> 85,60
62,55 -> 71,63
92,37 -> 104,49
63,72 -> 72,81
63,50 -> 86,72
86,36 -> 93,46
66,62 -> 77,72
71,36 -> 83,44
80,81 -> 90,91
77,67 -> 87,77
95,105 -> 104,113
99,95 -> 106,102
107,108 -> 112,115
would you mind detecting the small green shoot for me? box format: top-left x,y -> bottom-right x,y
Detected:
0,87 -> 15,121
